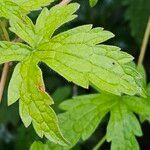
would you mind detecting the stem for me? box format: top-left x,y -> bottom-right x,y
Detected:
0,63 -> 10,102
138,17 -> 150,65
93,135 -> 106,150
0,20 -> 10,103
58,0 -> 72,6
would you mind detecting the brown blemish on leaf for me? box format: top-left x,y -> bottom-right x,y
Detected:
37,84 -> 45,92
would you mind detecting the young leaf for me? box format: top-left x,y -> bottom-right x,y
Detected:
35,4 -> 79,45
89,0 -> 98,7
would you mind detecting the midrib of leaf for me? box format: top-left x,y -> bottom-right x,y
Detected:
36,49 -> 140,94
20,59 -> 50,121
36,49 -> 129,78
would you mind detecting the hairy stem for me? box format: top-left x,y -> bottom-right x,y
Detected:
138,17 -> 150,65
93,135 -> 106,150
0,20 -> 10,103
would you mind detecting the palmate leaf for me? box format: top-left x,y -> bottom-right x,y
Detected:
33,91 -> 150,150
8,3 -> 145,96
0,2 -> 145,146
37,27 -> 144,96
0,0 -> 54,19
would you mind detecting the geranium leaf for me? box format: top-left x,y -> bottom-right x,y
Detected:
0,41 -> 31,64
106,102 -> 142,150
31,92 -> 147,150
14,0 -> 54,12
0,2 -> 147,147
18,56 -> 68,145
0,0 -> 55,19
9,3 -> 145,96
8,63 -> 22,106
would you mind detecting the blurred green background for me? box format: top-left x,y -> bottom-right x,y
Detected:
0,0 -> 150,149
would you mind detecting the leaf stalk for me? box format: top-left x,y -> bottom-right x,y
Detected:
138,17 -> 150,65
93,135 -> 106,150
0,20 -> 10,103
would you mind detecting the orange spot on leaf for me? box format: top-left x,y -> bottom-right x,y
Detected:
37,84 -> 45,92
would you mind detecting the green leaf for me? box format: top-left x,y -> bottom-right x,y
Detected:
106,102 -> 142,150
30,141 -> 45,150
9,16 -> 36,47
124,96 -> 150,118
30,141 -> 68,150
89,0 -> 98,7
123,0 -> 150,45
18,56 -> 67,145
30,92 -> 147,150
9,3 -> 145,96
124,84 -> 150,122
30,93 -> 118,150
0,41 -> 31,64
59,94 -> 117,141
8,63 -> 22,106
38,28 -> 144,96
0,2 -> 146,146
14,0 -> 54,12
0,0 -> 54,19
137,64 -> 147,88
0,0 -> 22,19
35,3 -> 79,44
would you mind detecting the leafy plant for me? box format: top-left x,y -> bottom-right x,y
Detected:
30,83 -> 150,150
0,0 -> 148,149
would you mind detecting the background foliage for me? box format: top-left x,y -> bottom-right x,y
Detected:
0,0 -> 150,149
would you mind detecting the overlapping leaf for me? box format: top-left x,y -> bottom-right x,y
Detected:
14,0 -> 55,12
0,0 -> 54,19
32,90 -> 150,150
5,3 -> 144,96
7,56 -> 68,145
0,2 -> 146,147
